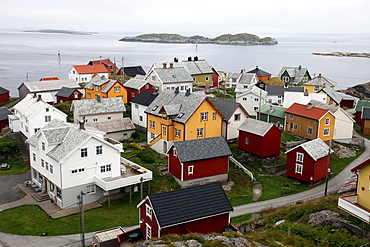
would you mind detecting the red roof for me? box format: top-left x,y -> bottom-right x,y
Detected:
89,59 -> 114,66
73,64 -> 110,74
40,77 -> 59,81
285,103 -> 329,120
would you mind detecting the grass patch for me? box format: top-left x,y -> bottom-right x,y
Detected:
281,132 -> 301,143
0,153 -> 29,176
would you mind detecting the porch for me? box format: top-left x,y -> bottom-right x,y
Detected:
338,194 -> 370,223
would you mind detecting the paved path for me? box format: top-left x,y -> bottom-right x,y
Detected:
0,170 -> 30,204
1,138 -> 369,246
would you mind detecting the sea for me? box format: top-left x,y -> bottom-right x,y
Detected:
0,30 -> 370,97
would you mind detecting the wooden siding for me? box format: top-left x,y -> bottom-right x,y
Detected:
356,164 -> 370,210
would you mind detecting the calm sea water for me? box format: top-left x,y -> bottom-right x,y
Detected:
0,30 -> 370,96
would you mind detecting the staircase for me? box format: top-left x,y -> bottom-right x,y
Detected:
32,192 -> 50,202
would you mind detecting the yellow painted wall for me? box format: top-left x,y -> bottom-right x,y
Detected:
357,165 -> 370,210
106,82 -> 127,103
318,113 -> 335,141
192,73 -> 213,85
147,114 -> 163,137
304,85 -> 335,93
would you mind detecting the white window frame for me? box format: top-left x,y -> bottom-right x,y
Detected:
213,112 -> 217,120
245,138 -> 249,144
201,112 -> 208,121
325,118 -> 330,125
81,147 -> 88,158
188,165 -> 194,175
324,128 -> 330,136
197,128 -> 203,137
146,224 -> 152,239
307,127 -> 313,135
32,152 -> 36,162
146,204 -> 152,219
234,113 -> 241,121
150,120 -> 155,129
296,152 -> 304,163
50,164 -> 53,174
293,123 -> 298,130
45,116 -> 51,122
175,128 -> 181,137
96,145 -> 103,155
86,185 -> 95,194
114,86 -> 120,92
295,164 -> 303,174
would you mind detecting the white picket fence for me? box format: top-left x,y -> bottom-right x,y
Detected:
229,156 -> 255,181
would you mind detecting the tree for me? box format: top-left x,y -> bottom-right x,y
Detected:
0,138 -> 19,160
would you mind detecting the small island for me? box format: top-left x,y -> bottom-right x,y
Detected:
313,52 -> 370,58
119,33 -> 278,46
24,29 -> 98,35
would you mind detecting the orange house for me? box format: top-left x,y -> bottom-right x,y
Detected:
247,66 -> 271,81
84,76 -> 128,103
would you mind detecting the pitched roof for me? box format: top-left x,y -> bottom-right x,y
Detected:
72,64 -> 110,74
285,103 -> 329,120
86,118 -> 135,133
277,66 -> 310,84
18,79 -> 80,92
55,87 -> 78,98
84,76 -> 121,93
209,98 -> 246,121
0,107 -> 12,121
89,59 -> 114,67
236,86 -> 267,98
265,85 -> 304,96
257,104 -> 287,118
354,99 -> 370,112
145,90 -> 211,124
286,138 -> 333,161
153,67 -> 194,84
152,60 -> 213,75
72,98 -> 126,116
123,78 -> 150,90
351,158 -> 370,172
308,100 -> 340,114
303,74 -> 337,87
124,66 -> 146,77
318,86 -> 342,104
139,182 -> 233,228
0,87 -> 9,95
238,118 -> 275,136
247,66 -> 271,77
130,91 -> 158,106
172,136 -> 232,163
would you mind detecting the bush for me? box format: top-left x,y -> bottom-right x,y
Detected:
129,142 -> 145,150
137,151 -> 155,163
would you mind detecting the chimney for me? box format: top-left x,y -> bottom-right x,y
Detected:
194,56 -> 198,61
174,57 -> 179,62
174,87 -> 180,94
37,95 -> 42,101
304,89 -> 309,96
185,88 -> 191,96
169,63 -> 174,68
88,61 -> 93,66
298,65 -> 302,70
33,92 -> 37,98
79,120 -> 85,130
188,56 -> 192,62
163,63 -> 167,69
269,105 -> 273,113
307,102 -> 313,109
96,94 -> 101,103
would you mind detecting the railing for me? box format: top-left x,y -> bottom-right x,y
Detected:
229,156 -> 255,181
149,134 -> 162,146
338,194 -> 370,223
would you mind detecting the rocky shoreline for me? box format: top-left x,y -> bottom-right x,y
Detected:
313,52 -> 370,58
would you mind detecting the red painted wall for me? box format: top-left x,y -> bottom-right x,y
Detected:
139,200 -> 160,240
340,99 -> 355,109
0,92 -> 9,104
168,148 -> 182,180
238,126 -> 281,159
212,68 -> 219,88
56,90 -> 83,104
125,84 -> 156,103
356,111 -> 364,126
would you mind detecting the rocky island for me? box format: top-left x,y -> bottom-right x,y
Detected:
313,52 -> 370,58
24,29 -> 98,35
340,81 -> 370,99
119,33 -> 278,46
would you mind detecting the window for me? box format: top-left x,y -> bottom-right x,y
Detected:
175,128 -> 181,137
245,138 -> 249,144
146,224 -> 152,239
45,161 -> 49,171
45,108 -> 49,112
283,76 -> 290,82
45,116 -> 51,122
201,112 -> 208,121
234,113 -> 241,121
101,164 -> 111,173
150,120 -> 155,128
151,75 -> 155,81
180,85 -> 184,91
131,92 -> 135,97
135,104 -> 139,109
324,128 -> 330,136
254,107 -> 258,111
93,118 -> 98,122
71,167 -> 85,174
25,125 -> 28,133
293,123 -> 298,130
188,165 -> 194,175
325,118 -> 330,125
254,98 -> 259,102
81,148 -> 88,158
213,112 -> 217,120
96,145 -> 103,155
34,128 -> 40,134
295,164 -> 303,174
107,117 -> 111,120
289,114 -> 293,120
307,127 -> 313,135
139,116 -> 143,121
57,187 -> 62,199
314,86 -> 320,92
163,127 -> 166,135
197,128 -> 203,137
145,84 -> 149,89
87,93 -> 91,99
50,164 -> 53,174
95,86 -> 99,91
296,152 -> 304,162
86,185 -> 95,194
232,78 -> 237,83
42,142 -> 45,151
33,153 -> 36,162
41,159 -> 44,168
151,133 -> 155,139
114,86 -> 120,92
146,204 -> 152,219
205,76 -> 209,81
243,97 -> 247,101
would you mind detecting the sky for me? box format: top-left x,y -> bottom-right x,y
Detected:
1,0 -> 370,38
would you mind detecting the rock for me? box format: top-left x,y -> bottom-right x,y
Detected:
308,210 -> 341,227
333,144 -> 356,158
275,220 -> 285,226
183,240 -> 202,247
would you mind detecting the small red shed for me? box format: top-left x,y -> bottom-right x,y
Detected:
55,87 -> 83,104
0,87 -> 10,104
123,78 -> 156,103
285,138 -> 333,184
167,136 -> 232,188
238,118 -> 282,159
137,182 -> 234,240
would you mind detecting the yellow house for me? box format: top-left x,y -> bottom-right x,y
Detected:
84,76 -> 128,103
338,159 -> 370,224
303,74 -> 337,93
145,89 -> 223,153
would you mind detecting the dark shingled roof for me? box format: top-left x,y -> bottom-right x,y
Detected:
0,87 -> 9,95
247,66 -> 271,77
124,66 -> 146,77
173,136 -> 232,163
209,98 -> 242,121
265,85 -> 304,96
0,107 -> 12,121
55,87 -> 76,98
130,91 -> 158,106
144,182 -> 233,228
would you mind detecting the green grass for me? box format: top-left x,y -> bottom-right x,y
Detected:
0,153 -> 29,176
281,132 -> 301,143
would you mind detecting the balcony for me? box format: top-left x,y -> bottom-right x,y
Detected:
94,158 -> 152,191
338,194 -> 370,223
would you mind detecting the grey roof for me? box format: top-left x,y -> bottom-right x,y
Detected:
277,66 -> 310,84
309,100 -> 340,113
84,76 -> 120,93
101,80 -> 118,94
265,85 -> 304,96
247,66 -> 271,77
72,98 -> 126,116
145,90 -> 206,124
318,86 -> 342,104
238,118 -> 274,137
0,87 -> 9,95
209,98 -> 244,121
0,107 -> 12,121
172,136 -> 232,163
142,182 -> 233,228
236,86 -> 267,99
18,79 -> 79,92
124,66 -> 146,77
362,108 -> 370,120
55,87 -> 77,98
130,91 -> 158,106
153,67 -> 194,84
153,60 -> 213,75
303,74 -> 337,87
226,72 -> 256,85
86,118 -> 135,133
123,78 -> 149,90
287,138 -> 333,161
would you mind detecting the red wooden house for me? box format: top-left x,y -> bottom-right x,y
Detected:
285,138 -> 333,184
167,136 -> 232,188
123,78 -> 156,103
211,67 -> 219,88
0,87 -> 10,104
137,182 -> 234,240
0,107 -> 11,130
238,118 -> 282,159
55,87 -> 83,104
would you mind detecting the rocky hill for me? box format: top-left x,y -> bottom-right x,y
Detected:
119,33 -> 278,46
340,81 -> 370,99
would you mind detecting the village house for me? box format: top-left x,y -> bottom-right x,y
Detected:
145,89 -> 223,153
285,138 -> 333,184
130,91 -> 158,133
303,74 -> 337,93
8,94 -> 67,139
317,85 -> 343,106
121,66 -> 146,79
236,86 -> 267,116
225,70 -> 258,90
167,136 -> 232,188
246,66 -> 271,81
69,63 -> 110,84
137,182 -> 234,240
0,107 -> 12,130
209,98 -> 249,140
238,118 -> 282,159
0,87 -> 10,104
361,108 -> 370,136
27,119 -> 152,209
277,65 -> 311,85
123,78 -> 156,102
88,58 -> 118,77
282,90 -> 328,108
86,117 -> 136,141
285,102 -> 335,142
256,104 -> 287,130
173,57 -> 214,86
55,87 -> 83,104
84,75 -> 127,103
71,97 -> 126,124
264,85 -> 304,105
338,158 -> 370,224
354,99 -> 370,127
337,92 -> 358,108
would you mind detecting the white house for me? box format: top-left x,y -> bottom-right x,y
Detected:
225,71 -> 258,91
8,94 -> 67,139
283,91 -> 328,108
71,97 -> 126,124
144,64 -> 193,93
69,64 -> 110,84
130,91 -> 158,132
309,100 -> 355,143
236,86 -> 267,117
264,85 -> 304,106
27,119 -> 152,209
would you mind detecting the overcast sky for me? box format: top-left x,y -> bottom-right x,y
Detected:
1,0 -> 369,37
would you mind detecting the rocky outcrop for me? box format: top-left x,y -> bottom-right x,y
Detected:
340,82 -> 370,99
313,52 -> 370,58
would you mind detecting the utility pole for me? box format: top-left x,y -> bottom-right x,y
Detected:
324,140 -> 331,196
121,56 -> 124,84
77,191 -> 85,247
140,177 -> 144,200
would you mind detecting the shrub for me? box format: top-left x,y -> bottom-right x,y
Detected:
137,151 -> 155,163
129,142 -> 145,150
